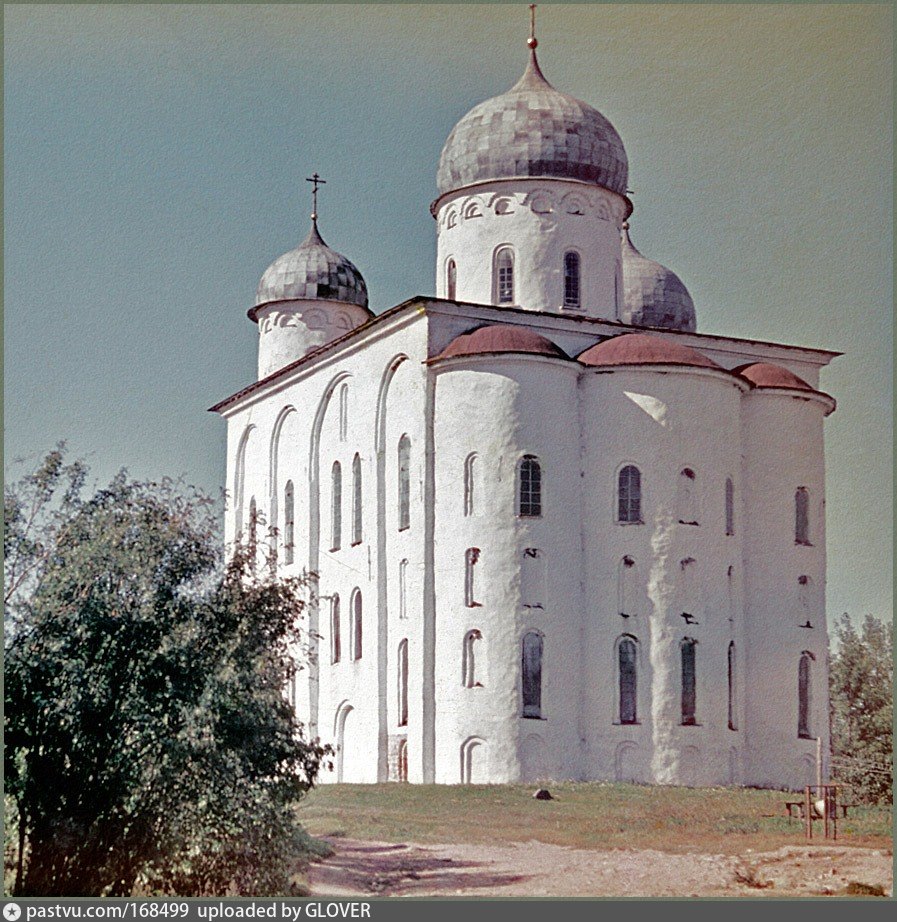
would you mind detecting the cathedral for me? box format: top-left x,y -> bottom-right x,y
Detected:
211,14 -> 838,788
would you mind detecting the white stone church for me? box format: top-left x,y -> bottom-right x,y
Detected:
211,21 -> 838,788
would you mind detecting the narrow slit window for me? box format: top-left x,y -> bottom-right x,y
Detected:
464,548 -> 481,607
495,247 -> 514,304
618,556 -> 637,618
284,480 -> 295,565
397,639 -> 408,727
727,641 -> 737,730
681,639 -> 697,725
677,468 -> 698,525
463,453 -> 476,517
795,487 -> 811,545
619,637 -> 637,724
398,435 -> 411,531
519,455 -> 542,517
521,632 -> 543,718
330,595 -> 341,664
398,558 -> 409,620
447,259 -> 457,300
330,461 -> 342,551
563,251 -> 581,308
339,383 -> 349,441
463,629 -> 482,688
798,652 -> 813,738
725,478 -> 735,536
618,465 -> 642,523
352,590 -> 363,661
352,453 -> 362,545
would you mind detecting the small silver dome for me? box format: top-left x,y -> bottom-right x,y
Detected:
620,224 -> 696,333
436,50 -> 628,198
255,221 -> 368,310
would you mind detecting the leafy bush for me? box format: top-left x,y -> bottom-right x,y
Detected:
4,448 -> 331,896
829,614 -> 893,804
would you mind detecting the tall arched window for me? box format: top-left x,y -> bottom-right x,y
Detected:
464,548 -> 481,607
463,452 -> 477,517
494,247 -> 514,304
398,435 -> 411,531
248,496 -> 258,571
397,639 -> 408,727
727,641 -> 737,730
447,259 -> 457,301
678,468 -> 698,525
463,629 -> 482,688
330,595 -> 341,664
798,652 -> 813,738
398,558 -> 409,620
681,638 -> 697,725
563,251 -> 581,308
330,461 -> 342,551
352,453 -> 363,545
795,487 -> 811,545
617,465 -> 642,523
521,632 -> 543,718
725,477 -> 735,536
518,455 -> 542,517
618,637 -> 638,724
284,480 -> 295,565
352,590 -> 363,661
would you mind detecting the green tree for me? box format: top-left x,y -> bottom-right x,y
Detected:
829,614 -> 893,804
4,448 -> 330,896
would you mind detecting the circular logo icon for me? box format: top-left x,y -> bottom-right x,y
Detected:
3,904 -> 22,921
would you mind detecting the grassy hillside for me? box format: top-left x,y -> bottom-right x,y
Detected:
300,783 -> 892,854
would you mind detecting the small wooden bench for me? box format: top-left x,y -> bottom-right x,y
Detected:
785,800 -> 852,820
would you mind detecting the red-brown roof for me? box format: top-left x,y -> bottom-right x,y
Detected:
734,362 -> 814,391
437,324 -> 568,360
578,332 -> 723,370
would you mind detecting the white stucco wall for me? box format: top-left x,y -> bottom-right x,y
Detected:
434,179 -> 628,320
216,299 -> 837,789
740,389 -> 832,789
255,299 -> 371,379
431,354 -> 583,783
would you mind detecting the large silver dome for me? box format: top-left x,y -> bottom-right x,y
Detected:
620,224 -> 696,333
436,50 -> 628,198
254,221 -> 368,310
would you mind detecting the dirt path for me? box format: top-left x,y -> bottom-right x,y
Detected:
307,837 -> 892,898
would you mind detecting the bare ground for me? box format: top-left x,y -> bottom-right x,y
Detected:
307,837 -> 893,898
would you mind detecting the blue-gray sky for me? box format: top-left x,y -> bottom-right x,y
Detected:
5,3 -> 892,625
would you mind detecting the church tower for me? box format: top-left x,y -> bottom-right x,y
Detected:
433,7 -> 630,320
249,175 -> 372,379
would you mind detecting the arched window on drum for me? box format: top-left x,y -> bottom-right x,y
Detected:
494,247 -> 515,305
563,251 -> 581,309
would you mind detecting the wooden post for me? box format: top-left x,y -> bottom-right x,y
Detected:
804,785 -> 813,840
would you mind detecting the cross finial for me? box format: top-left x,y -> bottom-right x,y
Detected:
305,172 -> 326,225
528,4 -> 538,49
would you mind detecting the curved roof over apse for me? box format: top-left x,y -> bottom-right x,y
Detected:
734,362 -> 817,391
578,333 -> 722,371
436,324 -> 569,361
